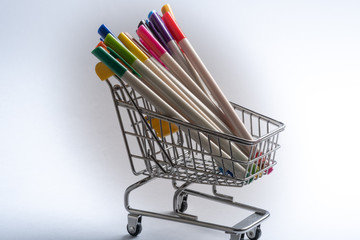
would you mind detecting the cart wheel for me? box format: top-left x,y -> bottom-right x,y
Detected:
127,223 -> 142,236
179,200 -> 188,212
178,193 -> 188,212
246,225 -> 262,240
127,215 -> 142,237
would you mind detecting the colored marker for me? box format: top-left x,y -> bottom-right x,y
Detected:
98,24 -> 116,40
92,46 -> 248,178
96,41 -> 108,50
93,47 -> 177,117
94,60 -> 258,179
95,62 -> 115,81
104,34 -> 250,171
124,32 -> 151,57
137,21 -> 169,68
94,61 -> 179,138
148,10 -> 205,91
255,151 -> 273,175
124,32 -> 171,70
136,25 -> 227,125
139,38 -> 167,68
161,3 -> 176,21
119,32 -> 233,138
138,20 -> 151,32
162,12 -> 253,156
96,41 -> 141,77
104,34 -> 220,133
145,18 -> 172,54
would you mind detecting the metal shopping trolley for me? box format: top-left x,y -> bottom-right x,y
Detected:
103,75 -> 285,240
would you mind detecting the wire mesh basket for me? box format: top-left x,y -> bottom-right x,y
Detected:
106,77 -> 285,188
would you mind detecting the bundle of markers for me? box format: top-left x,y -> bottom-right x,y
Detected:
92,4 -> 270,179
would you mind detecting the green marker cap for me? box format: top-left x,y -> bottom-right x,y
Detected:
104,34 -> 138,65
106,46 -> 141,78
92,47 -> 127,77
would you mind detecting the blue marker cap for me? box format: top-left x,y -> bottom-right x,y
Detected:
149,11 -> 173,43
148,10 -> 156,19
98,24 -> 115,40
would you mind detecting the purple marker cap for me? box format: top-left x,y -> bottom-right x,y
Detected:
149,11 -> 174,43
146,18 -> 172,54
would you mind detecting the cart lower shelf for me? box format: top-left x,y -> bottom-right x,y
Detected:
125,176 -> 269,240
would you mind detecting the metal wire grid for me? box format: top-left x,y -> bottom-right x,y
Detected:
107,78 -> 284,187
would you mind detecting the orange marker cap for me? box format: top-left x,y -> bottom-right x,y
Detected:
161,4 -> 176,21
96,41 -> 109,52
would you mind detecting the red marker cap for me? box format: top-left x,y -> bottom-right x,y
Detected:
162,12 -> 186,43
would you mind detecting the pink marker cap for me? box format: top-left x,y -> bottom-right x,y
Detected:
139,38 -> 167,68
136,25 -> 166,58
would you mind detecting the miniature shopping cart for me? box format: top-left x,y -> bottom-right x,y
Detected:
104,75 -> 285,240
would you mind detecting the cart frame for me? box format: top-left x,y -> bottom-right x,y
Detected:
104,76 -> 285,240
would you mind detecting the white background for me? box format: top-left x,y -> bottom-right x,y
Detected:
1,0 -> 359,239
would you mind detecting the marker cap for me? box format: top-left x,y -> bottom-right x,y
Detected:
146,18 -> 172,53
96,41 -> 108,50
118,32 -> 149,63
149,11 -> 173,43
92,47 -> 127,77
162,12 -> 186,43
104,34 -> 138,65
95,62 -> 114,81
148,10 -> 156,19
161,4 -> 176,21
98,24 -> 115,40
138,20 -> 150,31
106,46 -> 141,77
137,25 -> 166,58
139,38 -> 167,67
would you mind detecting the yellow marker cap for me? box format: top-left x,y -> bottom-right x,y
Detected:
118,32 -> 149,63
95,62 -> 114,81
161,4 -> 176,21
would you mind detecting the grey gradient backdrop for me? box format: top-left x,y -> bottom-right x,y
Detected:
1,0 -> 359,239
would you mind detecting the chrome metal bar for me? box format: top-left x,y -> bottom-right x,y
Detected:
114,76 -> 174,169
212,185 -> 234,201
124,176 -> 269,235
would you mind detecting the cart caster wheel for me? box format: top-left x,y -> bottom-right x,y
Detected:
246,225 -> 262,240
179,201 -> 188,212
178,194 -> 188,212
127,215 -> 142,236
127,223 -> 142,236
